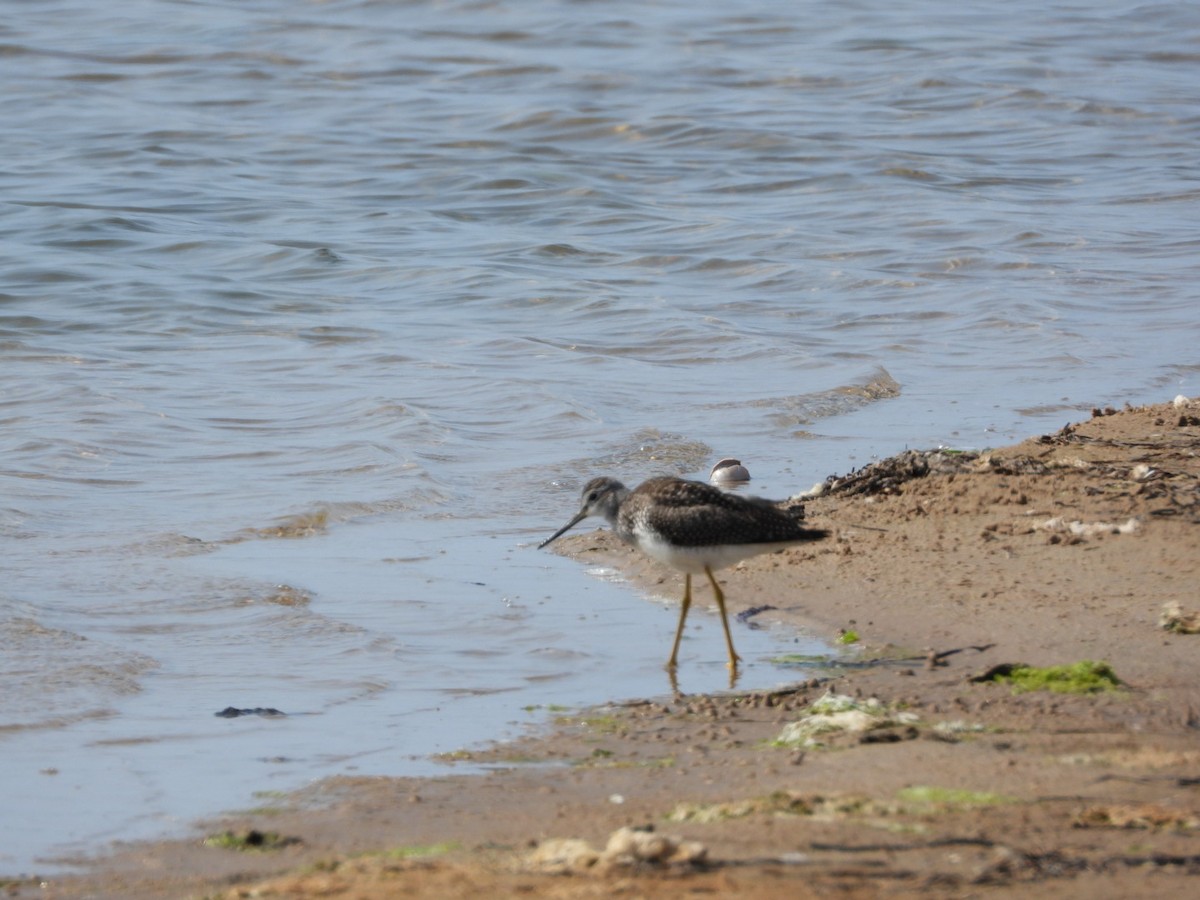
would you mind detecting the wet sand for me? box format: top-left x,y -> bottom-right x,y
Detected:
18,401 -> 1200,899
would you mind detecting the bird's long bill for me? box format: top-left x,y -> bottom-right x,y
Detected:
537,509 -> 588,549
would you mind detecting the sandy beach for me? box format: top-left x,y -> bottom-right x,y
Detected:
20,400 -> 1200,899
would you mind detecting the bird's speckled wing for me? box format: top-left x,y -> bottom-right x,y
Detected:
619,476 -> 826,548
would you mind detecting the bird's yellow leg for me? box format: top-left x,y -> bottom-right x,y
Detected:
667,573 -> 692,670
705,565 -> 741,670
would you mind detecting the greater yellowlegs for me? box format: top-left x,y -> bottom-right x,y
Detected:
539,476 -> 829,671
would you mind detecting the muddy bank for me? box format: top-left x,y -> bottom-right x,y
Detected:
15,401 -> 1200,899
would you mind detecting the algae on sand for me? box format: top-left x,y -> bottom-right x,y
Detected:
772,690 -> 919,747
896,786 -> 1015,810
978,660 -> 1122,694
203,829 -> 299,852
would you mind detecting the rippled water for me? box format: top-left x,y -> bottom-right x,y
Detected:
2,0 -> 1198,874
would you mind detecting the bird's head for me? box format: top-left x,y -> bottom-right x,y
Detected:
538,476 -> 628,549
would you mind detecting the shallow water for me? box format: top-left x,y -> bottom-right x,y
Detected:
2,0 -> 1198,874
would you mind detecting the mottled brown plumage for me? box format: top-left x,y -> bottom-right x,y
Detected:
620,476 -> 816,549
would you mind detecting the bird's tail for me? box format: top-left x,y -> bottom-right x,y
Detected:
796,527 -> 830,542
777,497 -> 807,521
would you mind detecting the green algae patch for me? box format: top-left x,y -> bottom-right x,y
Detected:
976,660 -> 1122,694
582,754 -> 676,770
204,829 -> 299,852
378,842 -> 460,860
897,786 -> 1016,811
769,644 -> 925,670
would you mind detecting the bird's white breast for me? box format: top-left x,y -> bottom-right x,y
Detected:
631,527 -> 793,574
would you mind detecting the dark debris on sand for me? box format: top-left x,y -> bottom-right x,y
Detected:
821,449 -> 982,498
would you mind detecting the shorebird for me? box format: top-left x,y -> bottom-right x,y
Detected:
539,476 -> 829,670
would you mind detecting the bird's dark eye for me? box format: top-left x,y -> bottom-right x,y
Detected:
587,491 -> 599,502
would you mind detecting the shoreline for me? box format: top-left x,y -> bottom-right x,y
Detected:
16,400 -> 1200,899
